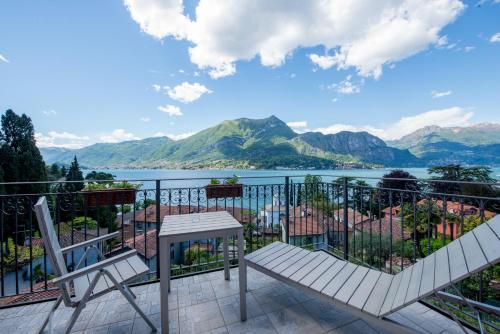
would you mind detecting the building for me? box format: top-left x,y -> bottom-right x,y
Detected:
259,194 -> 288,228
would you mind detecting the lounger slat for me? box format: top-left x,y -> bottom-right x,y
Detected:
433,247 -> 450,290
379,273 -> 403,316
289,253 -> 330,282
418,253 -> 435,298
272,249 -> 311,274
249,243 -> 289,264
335,266 -> 369,303
255,244 -> 297,266
362,273 -> 393,316
486,217 -> 500,239
349,269 -> 382,310
280,252 -> 321,278
390,266 -> 413,311
473,223 -> 500,264
114,259 -> 136,281
404,260 -> 423,304
263,247 -> 303,270
460,231 -> 488,273
321,262 -> 357,297
448,239 -> 468,282
245,242 -> 282,261
310,260 -> 347,292
299,256 -> 337,287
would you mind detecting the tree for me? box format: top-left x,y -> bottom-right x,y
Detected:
85,171 -> 115,183
401,200 -> 441,258
377,170 -> 420,207
65,156 -> 84,192
0,166 -> 4,194
0,109 -> 47,194
60,165 -> 67,177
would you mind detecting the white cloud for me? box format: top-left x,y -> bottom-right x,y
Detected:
328,75 -> 362,94
490,32 -> 500,43
35,131 -> 90,149
42,110 -> 57,116
167,132 -> 195,140
287,121 -> 307,128
124,0 -> 465,79
308,54 -> 338,69
154,131 -> 194,140
287,121 -> 309,133
0,54 -> 8,63
464,46 -> 475,52
152,84 -> 162,92
99,129 -> 140,143
431,90 -> 452,98
315,106 -> 473,140
140,117 -> 151,122
166,82 -> 212,103
158,104 -> 182,116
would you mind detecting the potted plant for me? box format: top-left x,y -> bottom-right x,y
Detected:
205,175 -> 243,199
81,181 -> 139,206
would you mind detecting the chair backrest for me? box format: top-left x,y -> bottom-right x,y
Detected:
34,196 -> 72,303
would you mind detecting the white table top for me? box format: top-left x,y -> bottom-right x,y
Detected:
159,211 -> 242,238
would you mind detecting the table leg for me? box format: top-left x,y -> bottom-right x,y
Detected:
238,229 -> 247,321
223,235 -> 230,280
160,237 -> 170,334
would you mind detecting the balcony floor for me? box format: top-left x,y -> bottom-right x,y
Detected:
0,267 -> 472,334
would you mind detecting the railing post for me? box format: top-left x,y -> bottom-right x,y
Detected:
343,177 -> 349,260
155,179 -> 161,279
284,176 -> 290,244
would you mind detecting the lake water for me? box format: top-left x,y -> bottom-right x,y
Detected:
82,167 -> 500,189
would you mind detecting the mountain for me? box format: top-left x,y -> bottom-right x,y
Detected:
294,131 -> 417,167
388,124 -> 500,166
40,116 -> 419,169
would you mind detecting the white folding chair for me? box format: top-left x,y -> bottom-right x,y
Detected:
34,196 -> 157,334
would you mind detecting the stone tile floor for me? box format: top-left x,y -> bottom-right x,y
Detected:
0,267 -> 472,334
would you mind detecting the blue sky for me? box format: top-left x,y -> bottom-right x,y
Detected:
0,0 -> 499,148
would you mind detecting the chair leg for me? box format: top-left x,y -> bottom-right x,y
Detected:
103,270 -> 157,332
62,270 -> 102,334
38,296 -> 63,334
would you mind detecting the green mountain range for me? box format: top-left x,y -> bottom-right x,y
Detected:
40,116 -> 500,169
387,123 -> 500,166
40,116 -> 419,169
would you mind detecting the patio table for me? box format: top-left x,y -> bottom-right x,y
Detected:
159,211 -> 247,333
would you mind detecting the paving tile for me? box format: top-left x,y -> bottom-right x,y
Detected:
327,319 -> 377,334
266,303 -> 324,334
217,293 -> 263,325
300,299 -> 357,331
106,319 -> 133,334
226,315 -> 277,334
178,300 -> 225,334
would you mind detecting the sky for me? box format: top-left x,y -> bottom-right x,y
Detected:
0,0 -> 499,149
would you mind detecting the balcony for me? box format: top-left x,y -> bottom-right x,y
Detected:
0,267 -> 474,334
0,175 -> 499,333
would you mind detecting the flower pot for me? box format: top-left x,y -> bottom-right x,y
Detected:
205,184 -> 243,199
82,189 -> 137,207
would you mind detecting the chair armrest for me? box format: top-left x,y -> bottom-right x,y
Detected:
52,249 -> 138,285
61,231 -> 120,254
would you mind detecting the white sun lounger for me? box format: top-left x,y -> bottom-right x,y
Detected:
34,196 -> 157,334
246,215 -> 500,333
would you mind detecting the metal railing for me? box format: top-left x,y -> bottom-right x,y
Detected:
0,175 -> 498,331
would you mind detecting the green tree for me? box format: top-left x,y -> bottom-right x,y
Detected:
0,109 -> 47,194
377,170 -> 420,207
401,200 -> 441,258
0,166 -> 4,194
65,156 -> 84,192
60,165 -> 67,177
85,171 -> 115,183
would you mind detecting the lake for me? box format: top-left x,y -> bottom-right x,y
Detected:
82,167 -> 500,189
